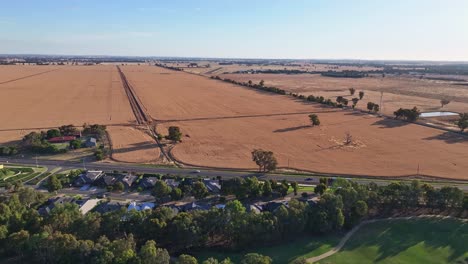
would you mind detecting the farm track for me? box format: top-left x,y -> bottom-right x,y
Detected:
116,66 -> 174,164
117,66 -> 150,125
0,68 -> 60,85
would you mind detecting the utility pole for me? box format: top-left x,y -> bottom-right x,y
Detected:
82,158 -> 86,171
417,163 -> 420,176
35,155 -> 38,168
380,91 -> 384,114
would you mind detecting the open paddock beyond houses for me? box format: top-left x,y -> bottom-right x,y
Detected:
221,73 -> 468,117
122,65 -> 468,180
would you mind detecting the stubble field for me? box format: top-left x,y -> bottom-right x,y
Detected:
121,65 -> 468,179
0,65 -> 159,162
221,73 -> 468,117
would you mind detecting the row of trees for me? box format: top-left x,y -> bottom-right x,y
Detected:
152,179 -> 209,201
221,177 -> 292,199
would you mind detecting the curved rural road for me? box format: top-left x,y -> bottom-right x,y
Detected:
306,215 -> 467,263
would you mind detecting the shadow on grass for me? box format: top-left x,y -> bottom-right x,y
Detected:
340,218 -> 468,263
423,132 -> 468,144
372,118 -> 410,128
273,125 -> 311,133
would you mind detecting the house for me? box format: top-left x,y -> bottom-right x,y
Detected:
139,177 -> 158,189
127,201 -> 155,212
118,174 -> 138,189
263,200 -> 289,213
85,137 -> 97,148
203,179 -> 221,193
179,202 -> 211,212
94,201 -> 126,214
48,136 -> 76,143
74,170 -> 104,186
246,204 -> 263,214
98,175 -> 118,187
38,196 -> 75,215
78,199 -> 100,214
164,179 -> 180,188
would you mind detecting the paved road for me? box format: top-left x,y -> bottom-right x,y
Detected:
1,157 -> 467,191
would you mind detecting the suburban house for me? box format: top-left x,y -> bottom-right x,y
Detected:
39,197 -> 99,215
39,196 -> 75,215
85,137 -> 97,148
263,200 -> 289,213
74,170 -> 104,186
94,201 -> 126,214
118,174 -> 138,189
139,177 -> 158,189
97,175 -> 118,187
127,201 -> 156,212
203,179 -> 221,193
48,136 -> 76,143
77,199 -> 100,214
164,179 -> 180,188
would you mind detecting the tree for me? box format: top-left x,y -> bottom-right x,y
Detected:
349,88 -> 356,95
152,180 -> 172,199
139,240 -> 170,264
440,98 -> 450,108
241,253 -> 272,264
259,80 -> 265,87
59,125 -> 78,136
251,149 -> 277,172
359,91 -> 365,100
344,131 -> 353,145
192,181 -> 209,199
46,129 -> 61,139
314,183 -> 327,195
373,104 -> 380,113
308,114 -> 320,126
336,96 -> 344,104
69,139 -> 82,149
394,107 -> 420,122
351,98 -> 359,109
167,126 -> 182,142
248,80 -> 252,85
291,182 -> 299,196
262,180 -> 272,197
47,174 -> 62,192
457,113 -> 468,132
177,254 -> 198,264
171,187 -> 183,200
367,102 -> 375,112
113,182 -> 125,192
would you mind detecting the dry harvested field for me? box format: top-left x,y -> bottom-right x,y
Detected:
221,73 -> 468,117
107,126 -> 160,163
162,62 -> 383,76
0,65 -> 159,162
0,65 -> 59,83
122,65 -> 468,179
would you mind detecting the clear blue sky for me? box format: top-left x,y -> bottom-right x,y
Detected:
1,0 -> 467,61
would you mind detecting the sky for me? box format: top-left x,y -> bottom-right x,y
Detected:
1,0 -> 468,61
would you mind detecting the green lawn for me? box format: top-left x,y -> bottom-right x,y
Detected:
194,234 -> 341,263
318,218 -> 468,264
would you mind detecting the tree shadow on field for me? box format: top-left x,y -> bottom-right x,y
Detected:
341,218 -> 468,263
273,125 -> 310,133
113,142 -> 157,154
371,118 -> 410,128
423,131 -> 468,144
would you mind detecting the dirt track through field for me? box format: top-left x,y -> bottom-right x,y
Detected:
0,68 -> 60,85
117,66 -> 150,124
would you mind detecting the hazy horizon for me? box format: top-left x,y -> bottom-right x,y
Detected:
1,0 -> 468,61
